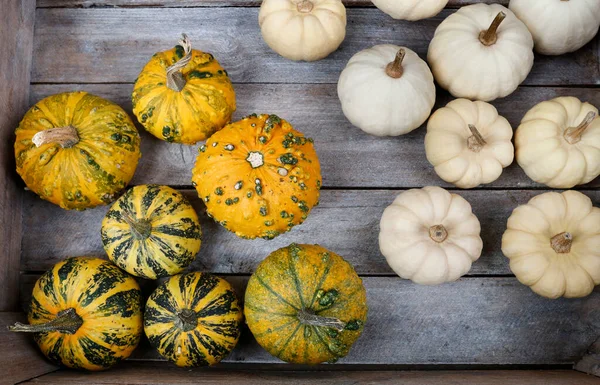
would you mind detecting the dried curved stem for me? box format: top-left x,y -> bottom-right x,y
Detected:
166,34 -> 193,92
564,111 -> 596,145
551,232 -> 572,254
32,126 -> 79,148
385,49 -> 405,79
479,12 -> 506,46
467,124 -> 487,152
297,308 -> 345,331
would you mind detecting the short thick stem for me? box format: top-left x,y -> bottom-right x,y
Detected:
246,151 -> 264,168
429,224 -> 448,243
479,12 -> 506,46
9,308 -> 83,334
166,34 -> 192,92
467,124 -> 487,152
297,308 -> 345,331
297,0 -> 313,12
385,49 -> 405,79
551,232 -> 573,254
32,126 -> 79,148
176,309 -> 198,332
121,212 -> 152,240
564,111 -> 596,145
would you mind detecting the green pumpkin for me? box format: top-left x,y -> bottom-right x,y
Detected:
101,185 -> 202,279
144,272 -> 243,367
244,244 -> 368,364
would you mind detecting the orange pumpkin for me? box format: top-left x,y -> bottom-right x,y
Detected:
192,114 -> 321,239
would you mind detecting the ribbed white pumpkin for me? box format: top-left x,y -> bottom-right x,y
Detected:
379,186 -> 483,285
338,45 -> 436,136
259,0 -> 347,61
515,96 -> 600,188
502,190 -> 600,299
371,0 -> 448,21
427,3 -> 534,101
425,99 -> 514,188
509,0 -> 600,55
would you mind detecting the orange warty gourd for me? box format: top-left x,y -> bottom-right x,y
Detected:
192,114 -> 321,239
14,92 -> 141,210
132,34 -> 236,144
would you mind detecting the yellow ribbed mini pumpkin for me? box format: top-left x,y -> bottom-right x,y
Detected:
132,34 -> 236,144
192,114 -> 321,239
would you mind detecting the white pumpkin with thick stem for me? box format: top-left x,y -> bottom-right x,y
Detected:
379,186 -> 483,285
509,0 -> 600,55
371,0 -> 448,21
427,3 -> 534,102
515,96 -> 600,188
338,44 -> 436,136
258,0 -> 346,62
425,99 -> 514,188
502,190 -> 600,299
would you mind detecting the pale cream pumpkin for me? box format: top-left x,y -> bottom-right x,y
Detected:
338,45 -> 436,136
425,99 -> 514,188
371,0 -> 448,21
379,186 -> 483,285
502,190 -> 600,299
427,3 -> 534,101
259,0 -> 347,62
509,0 -> 600,55
515,97 -> 600,188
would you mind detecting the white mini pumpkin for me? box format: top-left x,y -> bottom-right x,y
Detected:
509,0 -> 600,55
258,0 -> 347,62
379,186 -> 483,285
515,96 -> 600,188
427,3 -> 534,102
425,99 -> 514,189
371,0 -> 448,21
502,190 -> 600,299
338,45 -> 436,136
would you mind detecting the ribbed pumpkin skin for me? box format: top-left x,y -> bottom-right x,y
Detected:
244,244 -> 368,364
192,114 -> 321,239
101,185 -> 202,279
132,45 -> 236,144
144,272 -> 243,367
14,92 -> 141,210
28,257 -> 143,370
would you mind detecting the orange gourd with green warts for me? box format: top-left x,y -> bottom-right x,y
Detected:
244,244 -> 368,364
132,34 -> 236,144
9,257 -> 143,371
192,114 -> 321,239
14,92 -> 141,210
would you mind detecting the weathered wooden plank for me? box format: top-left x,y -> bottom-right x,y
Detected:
32,8 -> 599,85
36,0 -> 509,8
576,337 -> 600,377
19,275 -> 600,365
22,365 -> 600,385
0,312 -> 59,385
0,0 -> 36,311
19,189 -> 600,275
29,84 -> 600,189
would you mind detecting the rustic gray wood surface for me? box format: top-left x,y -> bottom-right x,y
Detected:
21,364 -> 600,385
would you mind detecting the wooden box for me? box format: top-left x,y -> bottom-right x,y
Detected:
1,0 -> 599,383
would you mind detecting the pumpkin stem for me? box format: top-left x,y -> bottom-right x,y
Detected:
297,0 -> 313,13
121,212 -> 152,240
564,111 -> 596,145
385,49 -> 405,79
551,232 -> 573,254
32,126 -> 79,149
176,309 -> 198,332
479,12 -> 506,46
166,33 -> 193,92
297,308 -> 345,332
429,224 -> 448,243
9,308 -> 83,335
246,151 -> 264,168
467,124 -> 487,152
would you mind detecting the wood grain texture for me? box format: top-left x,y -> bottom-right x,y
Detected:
0,312 -> 58,385
19,275 -> 600,365
36,0 -> 509,8
23,189 -> 600,275
0,0 -> 35,311
31,8 -> 599,85
29,84 -> 600,189
22,365 -> 600,385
